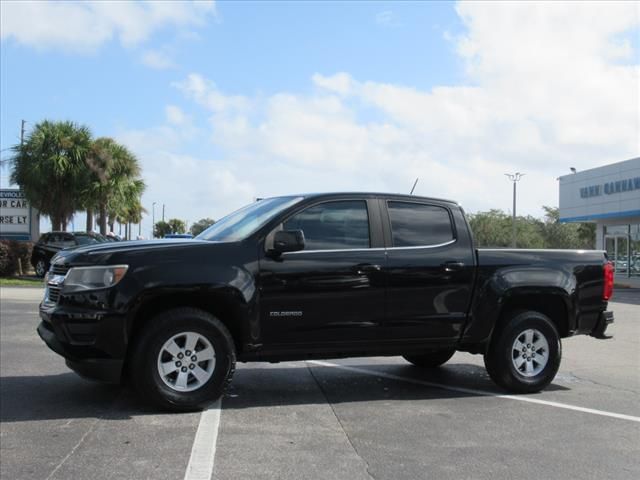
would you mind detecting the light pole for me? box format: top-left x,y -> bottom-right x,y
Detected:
152,202 -> 156,238
162,204 -> 165,222
504,172 -> 525,248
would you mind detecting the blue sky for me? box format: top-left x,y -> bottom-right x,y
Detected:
1,1 -> 638,235
2,2 -> 464,161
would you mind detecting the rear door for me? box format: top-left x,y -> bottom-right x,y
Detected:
382,199 -> 475,342
258,198 -> 387,346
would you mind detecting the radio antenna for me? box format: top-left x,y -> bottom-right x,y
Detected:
410,178 -> 419,195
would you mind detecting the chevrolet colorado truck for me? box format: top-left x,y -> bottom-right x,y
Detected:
38,193 -> 615,410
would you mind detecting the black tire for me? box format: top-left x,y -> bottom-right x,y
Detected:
130,307 -> 236,411
484,310 -> 561,394
403,349 -> 456,368
34,258 -> 48,277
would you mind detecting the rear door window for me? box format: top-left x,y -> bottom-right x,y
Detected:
387,201 -> 454,247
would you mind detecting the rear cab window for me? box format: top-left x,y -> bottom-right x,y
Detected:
387,201 -> 455,247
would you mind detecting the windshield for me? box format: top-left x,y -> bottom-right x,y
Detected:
197,196 -> 303,242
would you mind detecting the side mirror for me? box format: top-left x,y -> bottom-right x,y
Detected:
273,230 -> 305,254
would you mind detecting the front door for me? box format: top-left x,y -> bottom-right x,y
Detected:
258,199 -> 386,347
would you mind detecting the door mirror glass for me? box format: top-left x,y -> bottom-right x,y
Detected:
273,230 -> 305,254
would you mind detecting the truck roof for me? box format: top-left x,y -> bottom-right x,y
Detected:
273,192 -> 459,205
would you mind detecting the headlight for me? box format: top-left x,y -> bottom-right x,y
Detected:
62,265 -> 128,293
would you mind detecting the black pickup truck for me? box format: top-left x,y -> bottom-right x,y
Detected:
38,193 -> 614,410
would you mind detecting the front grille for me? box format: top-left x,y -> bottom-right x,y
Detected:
50,264 -> 70,276
48,286 -> 61,303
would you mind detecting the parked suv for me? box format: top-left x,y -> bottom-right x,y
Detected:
31,232 -> 108,277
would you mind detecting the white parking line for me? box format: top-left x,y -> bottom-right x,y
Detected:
309,360 -> 640,423
184,398 -> 222,480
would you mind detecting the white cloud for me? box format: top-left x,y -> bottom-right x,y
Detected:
173,74 -> 250,113
165,105 -> 189,126
141,49 -> 175,70
116,122 -> 255,226
312,72 -> 354,96
0,0 -> 216,53
124,1 -> 639,226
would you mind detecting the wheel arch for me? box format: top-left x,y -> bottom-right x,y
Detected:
124,287 -> 250,375
493,290 -> 571,341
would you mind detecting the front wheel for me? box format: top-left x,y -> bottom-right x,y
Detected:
34,259 -> 48,277
403,349 -> 456,368
130,308 -> 236,411
484,310 -> 561,393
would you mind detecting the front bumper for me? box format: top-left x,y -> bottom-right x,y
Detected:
38,301 -> 127,383
590,310 -> 614,339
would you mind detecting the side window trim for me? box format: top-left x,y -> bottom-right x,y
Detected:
384,199 -> 457,249
275,198 -> 373,253
386,239 -> 456,251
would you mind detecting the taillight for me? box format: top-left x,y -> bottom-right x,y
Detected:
603,262 -> 614,301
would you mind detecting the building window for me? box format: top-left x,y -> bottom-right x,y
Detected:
604,224 -> 635,277
631,224 -> 640,277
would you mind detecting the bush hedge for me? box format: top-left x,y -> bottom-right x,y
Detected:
0,240 -> 34,276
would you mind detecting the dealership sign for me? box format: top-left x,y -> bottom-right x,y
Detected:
580,176 -> 640,198
0,189 -> 35,241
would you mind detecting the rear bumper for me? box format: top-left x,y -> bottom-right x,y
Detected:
590,310 -> 614,339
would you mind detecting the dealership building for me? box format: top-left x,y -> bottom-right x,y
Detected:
559,157 -> 639,279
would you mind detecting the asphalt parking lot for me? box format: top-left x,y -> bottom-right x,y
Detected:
1,287 -> 639,480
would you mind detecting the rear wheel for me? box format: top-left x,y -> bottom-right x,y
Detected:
130,308 -> 236,411
403,349 -> 456,368
484,310 -> 561,393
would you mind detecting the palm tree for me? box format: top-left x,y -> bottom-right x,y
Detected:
113,182 -> 146,240
84,138 -> 144,235
11,120 -> 92,230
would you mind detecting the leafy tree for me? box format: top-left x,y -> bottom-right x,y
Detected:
10,120 -> 92,230
154,221 -> 172,238
167,218 -> 186,234
468,210 -> 543,248
577,222 -> 596,249
190,218 -> 215,236
468,207 -> 596,249
540,206 -> 595,249
153,219 -> 185,237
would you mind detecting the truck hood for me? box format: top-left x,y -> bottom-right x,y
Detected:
52,239 -> 218,265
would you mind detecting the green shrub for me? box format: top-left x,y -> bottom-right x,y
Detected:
0,242 -> 11,276
0,240 -> 34,276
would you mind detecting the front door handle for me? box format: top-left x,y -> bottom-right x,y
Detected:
353,264 -> 382,275
442,261 -> 465,272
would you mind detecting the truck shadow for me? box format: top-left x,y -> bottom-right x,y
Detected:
222,362 -> 570,410
0,373 -> 150,423
0,363 -> 571,422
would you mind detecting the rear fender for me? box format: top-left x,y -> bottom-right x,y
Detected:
461,266 -> 576,347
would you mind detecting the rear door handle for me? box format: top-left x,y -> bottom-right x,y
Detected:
354,264 -> 382,275
442,261 -> 465,272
